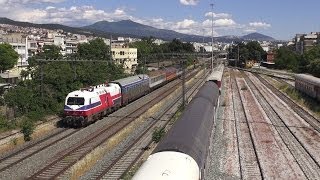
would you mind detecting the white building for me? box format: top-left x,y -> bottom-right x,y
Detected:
53,34 -> 66,55
111,46 -> 138,73
0,33 -> 28,67
192,42 -> 203,52
203,44 -> 219,52
153,39 -> 165,45
260,41 -> 270,52
110,39 -> 140,73
65,39 -> 78,54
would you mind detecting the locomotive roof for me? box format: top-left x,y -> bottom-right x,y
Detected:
67,83 -> 116,97
295,74 -> 320,87
153,81 -> 219,167
67,89 -> 98,98
111,74 -> 149,87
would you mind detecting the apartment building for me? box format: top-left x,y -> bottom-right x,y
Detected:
0,33 -> 28,67
295,32 -> 320,54
111,40 -> 138,73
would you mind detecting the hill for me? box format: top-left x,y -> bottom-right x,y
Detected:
83,20 -> 209,42
84,20 -> 275,42
242,32 -> 275,41
0,17 -> 276,42
0,17 -> 117,38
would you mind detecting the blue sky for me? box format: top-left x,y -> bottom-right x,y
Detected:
1,0 -> 319,40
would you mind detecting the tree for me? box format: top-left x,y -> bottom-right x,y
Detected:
304,45 -> 320,62
28,45 -> 62,66
274,46 -> 300,71
4,85 -> 39,116
167,39 -> 195,53
77,38 -> 110,60
20,69 -> 29,80
130,37 -> 155,59
0,43 -> 19,71
246,41 -> 266,61
307,59 -> 320,77
228,42 -> 249,67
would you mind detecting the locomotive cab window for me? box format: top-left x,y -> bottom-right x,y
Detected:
67,97 -> 85,105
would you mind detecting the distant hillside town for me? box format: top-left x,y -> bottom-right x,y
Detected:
1,21 -> 318,82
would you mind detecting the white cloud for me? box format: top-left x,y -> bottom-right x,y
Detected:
205,12 -> 231,19
244,29 -> 257,33
45,6 -> 55,10
214,19 -> 236,27
249,22 -> 271,28
176,19 -> 196,29
202,19 -> 236,28
114,8 -> 126,16
179,0 -> 199,6
0,5 -> 133,26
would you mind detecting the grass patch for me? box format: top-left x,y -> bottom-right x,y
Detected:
169,104 -> 184,125
152,127 -> 166,143
280,85 -> 320,118
11,137 -> 18,146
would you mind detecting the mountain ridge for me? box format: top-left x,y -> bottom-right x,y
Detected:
0,17 -> 276,42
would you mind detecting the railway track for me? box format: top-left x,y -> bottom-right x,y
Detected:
27,70 -> 200,179
0,117 -> 60,142
94,69 -> 208,180
230,69 -> 262,179
241,70 -> 320,179
234,67 -> 294,82
255,74 -> 320,131
0,128 -> 79,173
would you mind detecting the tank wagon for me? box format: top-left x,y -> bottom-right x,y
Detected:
295,74 -> 320,101
133,81 -> 220,180
63,67 -> 184,127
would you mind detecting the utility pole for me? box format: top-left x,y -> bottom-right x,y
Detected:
181,60 -> 186,108
237,45 -> 239,67
210,3 -> 214,70
40,62 -> 44,99
202,28 -> 206,74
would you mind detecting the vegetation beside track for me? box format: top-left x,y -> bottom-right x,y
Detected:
279,84 -> 320,118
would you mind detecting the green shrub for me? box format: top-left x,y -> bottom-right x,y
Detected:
12,137 -> 18,146
21,119 -> 35,141
26,110 -> 45,122
152,127 -> 165,143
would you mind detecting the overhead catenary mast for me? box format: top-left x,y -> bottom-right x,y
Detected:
210,3 -> 214,70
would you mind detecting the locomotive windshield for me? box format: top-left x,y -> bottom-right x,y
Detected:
67,97 -> 85,105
